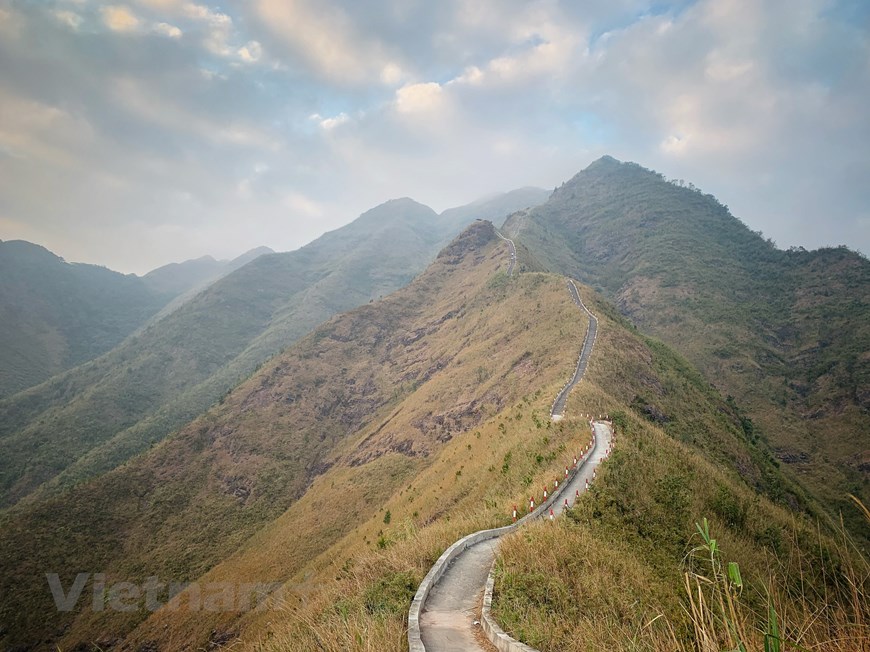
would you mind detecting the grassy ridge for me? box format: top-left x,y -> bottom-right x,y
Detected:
492,410 -> 867,651
177,278 -> 858,652
505,156 -> 870,538
489,284 -> 867,651
121,281 -> 837,652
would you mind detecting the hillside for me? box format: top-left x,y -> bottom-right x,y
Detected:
0,219 -> 861,652
0,240 -> 171,398
504,156 -> 870,537
0,219 -> 573,649
0,190 -> 546,508
94,252 -> 853,651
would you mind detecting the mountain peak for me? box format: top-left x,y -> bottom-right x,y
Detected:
587,154 -> 623,169
436,219 -> 496,264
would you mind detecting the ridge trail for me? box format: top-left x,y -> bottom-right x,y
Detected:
494,230 -> 517,277
410,239 -> 609,652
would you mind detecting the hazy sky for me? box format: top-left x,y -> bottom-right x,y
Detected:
1,0 -> 868,274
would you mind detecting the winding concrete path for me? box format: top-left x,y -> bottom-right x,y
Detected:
417,423 -> 611,652
551,280 -> 597,420
412,257 -> 608,651
494,230 -> 517,277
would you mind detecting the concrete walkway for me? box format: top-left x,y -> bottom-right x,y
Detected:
419,538 -> 499,651
417,422 -> 612,651
551,280 -> 597,419
494,230 -> 517,277
411,249 -> 607,651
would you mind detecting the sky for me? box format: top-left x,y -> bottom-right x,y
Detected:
0,0 -> 868,274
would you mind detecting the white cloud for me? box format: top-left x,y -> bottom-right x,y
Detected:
451,66 -> 484,86
237,41 -> 263,63
52,10 -> 84,30
153,21 -> 182,38
380,62 -> 404,86
101,5 -> 141,32
253,0 -> 395,83
311,112 -> 351,130
395,82 -> 444,114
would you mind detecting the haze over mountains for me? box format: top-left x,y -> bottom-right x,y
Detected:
0,242 -> 275,400
0,188 -> 548,508
0,159 -> 865,652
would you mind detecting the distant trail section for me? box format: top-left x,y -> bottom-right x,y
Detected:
494,230 -> 517,276
410,278 -> 605,652
550,279 -> 597,421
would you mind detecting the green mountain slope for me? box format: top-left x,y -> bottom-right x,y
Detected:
0,240 -> 171,399
0,191 -> 546,508
142,246 -> 274,298
504,156 -> 870,537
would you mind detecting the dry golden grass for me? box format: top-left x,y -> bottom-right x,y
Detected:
113,245 -> 601,649
38,243 -> 863,652
491,398 -> 869,652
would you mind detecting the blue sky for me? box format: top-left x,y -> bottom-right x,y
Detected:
0,0 -> 867,273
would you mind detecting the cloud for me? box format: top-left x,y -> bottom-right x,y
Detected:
101,5 -> 141,32
0,0 -> 868,275
109,77 -> 277,149
395,82 -> 444,115
52,10 -> 84,30
237,41 -> 262,63
311,112 -> 351,130
153,22 -> 182,38
252,0 -> 394,83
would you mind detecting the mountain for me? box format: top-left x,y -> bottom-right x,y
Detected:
503,155 -> 870,536
0,221 -> 848,652
0,191 -> 546,508
439,187 -> 550,227
0,240 -> 169,398
141,246 -> 274,298
0,220 -> 568,647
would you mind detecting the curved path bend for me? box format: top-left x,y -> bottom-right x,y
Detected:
551,280 -> 598,420
494,230 -> 517,277
410,261 -> 608,652
417,423 -> 612,652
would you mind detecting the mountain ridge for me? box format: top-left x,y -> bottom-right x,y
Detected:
0,190 -> 548,508
505,155 -> 870,536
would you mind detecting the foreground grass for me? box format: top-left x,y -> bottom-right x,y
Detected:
491,409 -> 869,651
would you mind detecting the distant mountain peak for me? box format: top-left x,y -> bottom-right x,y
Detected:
436,219 -> 496,264
588,154 -> 622,168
